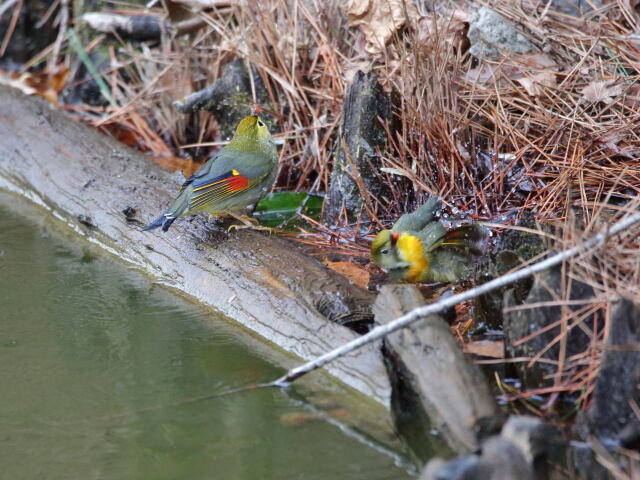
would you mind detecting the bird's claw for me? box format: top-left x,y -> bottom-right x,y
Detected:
227,223 -> 274,233
226,214 -> 273,234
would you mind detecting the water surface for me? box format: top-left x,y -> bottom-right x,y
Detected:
0,197 -> 410,480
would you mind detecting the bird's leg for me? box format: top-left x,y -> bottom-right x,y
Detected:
226,212 -> 273,233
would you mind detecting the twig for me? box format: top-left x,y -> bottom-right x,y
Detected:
267,212 -> 640,387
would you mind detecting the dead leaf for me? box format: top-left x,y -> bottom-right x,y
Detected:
342,59 -> 371,84
623,84 -> 640,109
0,67 -> 69,105
463,64 -> 501,84
344,0 -> 418,54
516,71 -> 556,96
511,52 -> 557,70
464,340 -> 504,358
0,71 -> 37,96
417,9 -> 470,45
280,411 -> 319,426
581,80 -> 623,104
323,260 -> 370,289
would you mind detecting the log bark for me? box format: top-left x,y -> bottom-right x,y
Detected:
373,285 -> 501,455
0,85 -> 391,406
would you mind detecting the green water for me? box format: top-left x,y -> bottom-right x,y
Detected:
0,199 -> 411,480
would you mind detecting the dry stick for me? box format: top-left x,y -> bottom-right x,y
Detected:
270,212 -> 640,387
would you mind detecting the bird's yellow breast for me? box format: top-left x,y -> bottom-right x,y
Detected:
396,233 -> 428,282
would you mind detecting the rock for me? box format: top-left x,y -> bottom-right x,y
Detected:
584,298 -> 640,439
324,71 -> 391,225
421,455 -> 490,480
474,212 -> 545,331
421,437 -> 532,480
503,266 -> 597,388
499,212 -> 547,262
421,415 -> 563,480
468,7 -> 535,61
569,298 -> 640,480
374,285 -> 501,458
64,51 -> 111,107
173,59 -> 271,140
542,0 -> 602,17
500,415 -> 566,465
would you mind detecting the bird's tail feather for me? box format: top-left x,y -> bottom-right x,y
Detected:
436,224 -> 487,254
142,193 -> 190,233
142,213 -> 177,232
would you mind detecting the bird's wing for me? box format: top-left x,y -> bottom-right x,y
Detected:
188,169 -> 251,210
186,150 -> 274,210
177,149 -> 225,194
416,222 -> 447,251
421,224 -> 486,253
392,197 -> 440,233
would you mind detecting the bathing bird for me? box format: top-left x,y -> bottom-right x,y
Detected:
370,197 -> 485,283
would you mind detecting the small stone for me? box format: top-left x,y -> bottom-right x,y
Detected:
468,7 -> 535,61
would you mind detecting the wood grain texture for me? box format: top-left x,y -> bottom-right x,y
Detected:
0,85 -> 391,406
374,285 -> 500,452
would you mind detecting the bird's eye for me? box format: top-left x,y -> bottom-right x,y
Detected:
381,249 -> 389,254
257,120 -> 265,127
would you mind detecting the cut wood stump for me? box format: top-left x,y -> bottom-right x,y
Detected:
374,284 -> 501,456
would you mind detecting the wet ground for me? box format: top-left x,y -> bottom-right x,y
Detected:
0,196 -> 412,480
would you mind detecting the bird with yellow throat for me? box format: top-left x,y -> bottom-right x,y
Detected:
370,197 -> 486,283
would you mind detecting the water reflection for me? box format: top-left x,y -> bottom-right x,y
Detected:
0,200 -> 410,480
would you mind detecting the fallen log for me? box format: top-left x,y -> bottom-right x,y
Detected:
0,85 -> 391,406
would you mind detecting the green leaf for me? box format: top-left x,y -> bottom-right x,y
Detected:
254,192 -> 324,229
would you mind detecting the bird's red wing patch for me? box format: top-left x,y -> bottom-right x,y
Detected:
441,229 -> 467,246
189,169 -> 250,210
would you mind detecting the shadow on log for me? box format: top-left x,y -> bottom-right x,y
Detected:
0,85 -> 391,407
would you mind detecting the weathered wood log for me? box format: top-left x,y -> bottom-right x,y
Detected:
82,13 -> 165,41
572,297 -> 640,479
504,266 -> 596,390
373,285 -> 501,455
173,59 -> 271,141
81,12 -> 209,41
0,84 -> 391,406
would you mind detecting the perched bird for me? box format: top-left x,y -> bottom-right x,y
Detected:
370,197 -> 485,283
143,109 -> 277,232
